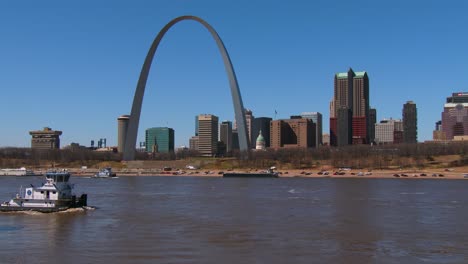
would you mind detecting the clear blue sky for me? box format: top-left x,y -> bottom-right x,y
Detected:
0,0 -> 466,148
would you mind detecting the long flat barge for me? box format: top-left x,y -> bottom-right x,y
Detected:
223,169 -> 279,178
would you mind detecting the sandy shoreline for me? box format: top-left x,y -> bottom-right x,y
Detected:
59,168 -> 468,179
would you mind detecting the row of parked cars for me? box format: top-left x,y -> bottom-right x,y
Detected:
393,173 -> 444,177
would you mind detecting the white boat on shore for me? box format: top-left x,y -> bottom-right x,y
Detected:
0,167 -> 38,176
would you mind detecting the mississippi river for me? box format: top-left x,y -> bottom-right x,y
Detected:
1,176 -> 467,263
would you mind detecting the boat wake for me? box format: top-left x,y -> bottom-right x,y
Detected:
57,206 -> 97,213
0,206 -> 97,215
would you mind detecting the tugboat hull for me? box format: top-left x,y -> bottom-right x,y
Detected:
0,194 -> 87,213
0,206 -> 73,213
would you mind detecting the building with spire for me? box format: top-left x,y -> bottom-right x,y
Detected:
145,127 -> 174,153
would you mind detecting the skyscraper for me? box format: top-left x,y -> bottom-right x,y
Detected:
352,71 -> 370,144
330,68 -> 369,146
117,115 -> 130,153
337,108 -> 352,146
220,121 -> 233,153
194,115 -> 199,136
368,108 -> 377,144
251,117 -> 272,148
403,101 -> 417,143
441,92 -> 468,140
145,127 -> 174,153
198,114 -> 219,156
301,112 -> 322,147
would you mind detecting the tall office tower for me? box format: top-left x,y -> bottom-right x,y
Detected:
330,68 -> 370,146
189,136 -> 199,151
375,119 -> 403,144
352,70 -> 369,144
29,127 -> 62,150
301,112 -> 322,147
145,127 -> 174,153
330,98 -> 337,146
368,108 -> 377,144
234,108 -> 253,147
198,114 -> 219,156
331,69 -> 353,146
403,101 -> 418,143
251,117 -> 272,149
270,118 -> 314,149
220,121 -> 233,153
194,115 -> 199,136
442,92 -> 468,140
117,115 -> 130,153
337,108 -> 352,146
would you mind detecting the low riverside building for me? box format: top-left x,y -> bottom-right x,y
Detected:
29,127 -> 62,150
374,119 -> 403,145
270,118 -> 315,149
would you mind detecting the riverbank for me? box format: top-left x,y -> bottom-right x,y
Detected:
63,167 -> 468,179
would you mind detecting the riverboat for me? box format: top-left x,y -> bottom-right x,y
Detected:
223,168 -> 279,178
93,167 -> 117,178
0,170 -> 87,213
0,167 -> 37,176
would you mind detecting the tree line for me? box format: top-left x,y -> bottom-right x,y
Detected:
1,141 -> 467,169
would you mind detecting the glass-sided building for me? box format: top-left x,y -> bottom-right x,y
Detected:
145,127 -> 175,153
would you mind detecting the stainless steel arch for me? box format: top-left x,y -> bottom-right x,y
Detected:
123,15 -> 249,160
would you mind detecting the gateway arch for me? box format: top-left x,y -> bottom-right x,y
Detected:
123,15 -> 249,160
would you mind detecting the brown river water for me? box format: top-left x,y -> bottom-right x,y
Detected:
1,176 -> 467,264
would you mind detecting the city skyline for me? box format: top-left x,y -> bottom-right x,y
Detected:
1,1 -> 468,148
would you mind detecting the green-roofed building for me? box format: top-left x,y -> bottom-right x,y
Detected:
331,68 -> 370,146
145,127 -> 175,153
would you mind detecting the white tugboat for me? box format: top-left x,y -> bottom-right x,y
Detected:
93,167 -> 117,178
0,170 -> 87,213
